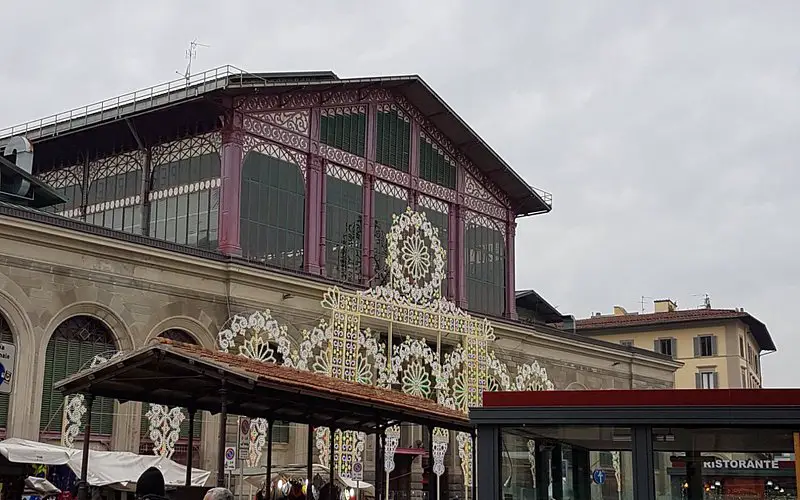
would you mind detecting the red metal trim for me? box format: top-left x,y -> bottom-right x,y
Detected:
483,389 -> 800,408
394,447 -> 428,456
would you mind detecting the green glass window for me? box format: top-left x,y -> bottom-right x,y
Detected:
419,137 -> 456,190
376,108 -> 411,172
372,182 -> 408,284
465,218 -> 506,316
45,183 -> 82,214
151,153 -> 220,191
86,168 -> 142,234
320,108 -> 367,157
0,313 -> 13,429
240,152 -> 306,270
420,197 -> 450,297
40,316 -> 117,435
325,168 -> 364,283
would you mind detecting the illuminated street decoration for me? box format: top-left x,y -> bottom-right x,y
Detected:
62,352 -> 123,448
210,207 -> 554,496
145,404 -> 185,458
217,310 -> 294,466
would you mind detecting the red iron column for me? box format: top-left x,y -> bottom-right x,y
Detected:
218,124 -> 243,256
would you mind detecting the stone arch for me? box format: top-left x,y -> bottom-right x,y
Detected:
565,382 -> 588,391
33,302 -> 134,436
0,289 -> 36,439
146,316 -> 215,349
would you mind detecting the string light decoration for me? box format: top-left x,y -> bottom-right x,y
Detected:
145,404 -> 185,458
209,207 -> 555,495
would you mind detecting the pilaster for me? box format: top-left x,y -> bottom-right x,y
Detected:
504,214 -> 517,320
305,154 -> 324,275
361,175 -> 374,282
218,117 -> 244,256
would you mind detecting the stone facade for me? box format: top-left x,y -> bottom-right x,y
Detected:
0,211 -> 679,487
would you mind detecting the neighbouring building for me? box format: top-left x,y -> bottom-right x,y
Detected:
576,299 -> 776,389
0,67 -> 680,497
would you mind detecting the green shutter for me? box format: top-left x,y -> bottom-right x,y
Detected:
0,320 -> 13,429
320,109 -> 367,157
376,111 -> 410,172
419,138 -> 456,189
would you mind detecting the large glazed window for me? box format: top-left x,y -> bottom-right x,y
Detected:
37,165 -> 84,217
376,105 -> 411,172
0,313 -> 13,431
419,136 -> 456,190
465,214 -> 506,316
40,316 -> 117,436
148,138 -> 221,249
85,152 -> 143,234
372,180 -> 408,284
325,165 -> 364,283
240,151 -> 305,270
419,195 -> 450,297
320,107 -> 367,157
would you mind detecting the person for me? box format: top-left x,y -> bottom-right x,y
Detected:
203,488 -> 233,500
135,467 -> 167,500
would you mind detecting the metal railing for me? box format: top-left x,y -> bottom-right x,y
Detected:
0,65 -> 267,140
533,187 -> 553,208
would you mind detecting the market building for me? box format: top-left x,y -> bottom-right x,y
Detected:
0,67 -> 680,498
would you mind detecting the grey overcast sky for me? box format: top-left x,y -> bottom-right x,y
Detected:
2,1 -> 798,386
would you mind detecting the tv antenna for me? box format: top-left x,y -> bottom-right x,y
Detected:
691,293 -> 712,309
177,40 -> 210,84
640,296 -> 653,313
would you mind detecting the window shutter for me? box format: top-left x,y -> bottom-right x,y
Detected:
693,337 -> 700,357
670,338 -> 678,357
711,336 -> 718,356
653,340 -> 660,353
695,373 -> 702,389
712,372 -> 719,389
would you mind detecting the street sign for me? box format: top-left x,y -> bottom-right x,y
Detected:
238,416 -> 251,452
592,469 -> 606,485
224,447 -> 236,470
0,342 -> 16,395
352,462 -> 363,482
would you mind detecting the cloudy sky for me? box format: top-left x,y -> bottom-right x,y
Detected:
2,1 -> 799,386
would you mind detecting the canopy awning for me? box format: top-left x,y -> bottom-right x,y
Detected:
0,438 -> 210,487
54,339 -> 471,434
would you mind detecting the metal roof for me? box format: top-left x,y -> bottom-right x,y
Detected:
0,66 -> 551,216
0,155 -> 66,208
54,339 -> 471,433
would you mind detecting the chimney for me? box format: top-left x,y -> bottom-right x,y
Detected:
613,306 -> 628,316
654,299 -> 678,313
562,315 -> 576,333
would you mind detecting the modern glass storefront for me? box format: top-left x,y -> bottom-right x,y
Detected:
472,389 -> 800,500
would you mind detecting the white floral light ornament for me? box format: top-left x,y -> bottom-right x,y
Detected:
432,428 -> 449,477
217,310 -> 295,466
146,404 -> 185,459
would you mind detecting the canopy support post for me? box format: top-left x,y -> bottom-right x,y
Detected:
471,429 -> 477,500
217,383 -> 228,487
329,427 -> 336,498
78,393 -> 94,500
427,426 -> 437,500
265,418 -> 274,498
185,407 -> 196,486
307,425 -> 314,500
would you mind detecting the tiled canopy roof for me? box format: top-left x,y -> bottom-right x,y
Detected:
575,308 -> 776,351
55,338 -> 470,432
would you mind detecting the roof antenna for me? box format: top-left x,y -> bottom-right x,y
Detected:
640,295 -> 653,313
177,40 -> 210,84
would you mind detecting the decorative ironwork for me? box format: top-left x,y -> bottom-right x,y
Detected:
243,135 -> 307,180
243,117 -> 311,152
326,163 -> 363,186
251,110 -> 311,135
464,211 -> 506,237
318,144 -> 367,172
151,132 -> 221,166
418,195 -> 448,214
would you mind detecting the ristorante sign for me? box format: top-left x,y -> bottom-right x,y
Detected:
702,459 -> 780,470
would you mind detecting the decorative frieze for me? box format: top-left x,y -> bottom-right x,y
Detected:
417,178 -> 457,203
152,132 -> 222,166
238,88 -> 393,113
464,210 -> 506,237
318,144 -> 366,172
374,162 -> 410,187
242,116 -> 310,152
243,134 -> 308,180
250,110 -> 311,136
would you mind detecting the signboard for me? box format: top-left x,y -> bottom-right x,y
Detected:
224,447 -> 236,470
703,459 -> 779,470
592,469 -> 606,485
0,342 -> 16,395
238,416 -> 251,452
352,462 -> 363,482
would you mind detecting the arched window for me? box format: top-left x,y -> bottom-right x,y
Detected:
140,330 -> 201,445
465,215 -> 506,317
0,313 -> 13,432
240,151 -> 306,270
40,316 -> 117,436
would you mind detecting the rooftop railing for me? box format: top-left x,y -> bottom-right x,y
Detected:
0,65 -> 266,140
